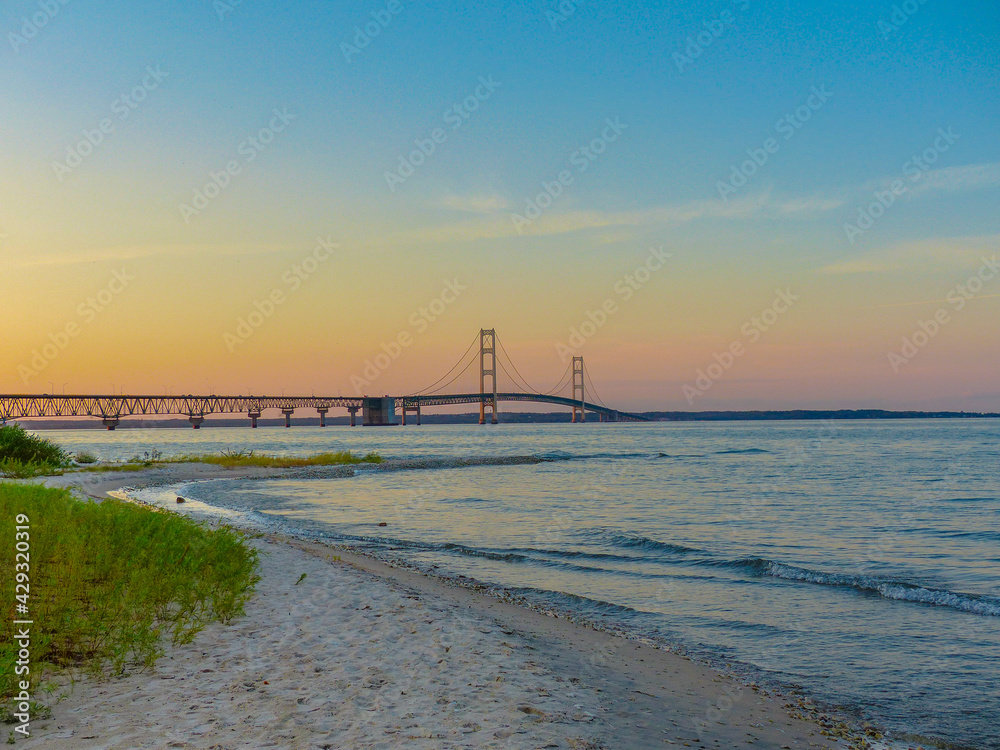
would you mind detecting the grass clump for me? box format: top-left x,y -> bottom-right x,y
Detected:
72,451 -> 98,465
76,449 -> 383,473
0,483 -> 260,719
190,449 -> 383,468
0,425 -> 68,478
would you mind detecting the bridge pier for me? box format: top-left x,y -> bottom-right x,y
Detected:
347,406 -> 359,427
189,415 -> 205,429
102,417 -> 119,430
401,400 -> 421,426
362,397 -> 397,426
282,408 -> 294,428
317,408 -> 328,427
248,410 -> 261,428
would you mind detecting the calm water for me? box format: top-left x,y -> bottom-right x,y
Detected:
47,420 -> 1000,748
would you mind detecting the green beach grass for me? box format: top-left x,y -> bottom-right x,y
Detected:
0,483 -> 260,721
77,449 -> 383,473
190,449 -> 383,468
0,425 -> 69,478
0,425 -> 383,476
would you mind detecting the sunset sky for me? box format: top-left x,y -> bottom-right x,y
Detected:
2,0 -> 998,411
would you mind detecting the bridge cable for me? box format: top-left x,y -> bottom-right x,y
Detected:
409,332 -> 481,396
543,361 -> 573,396
495,333 -> 573,396
582,368 -> 610,408
419,352 -> 480,396
583,371 -> 608,408
495,357 -> 527,394
493,334 -> 542,393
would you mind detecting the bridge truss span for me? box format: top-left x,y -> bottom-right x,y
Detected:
0,395 -> 366,428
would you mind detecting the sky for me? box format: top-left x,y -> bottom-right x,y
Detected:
1,0 -> 998,412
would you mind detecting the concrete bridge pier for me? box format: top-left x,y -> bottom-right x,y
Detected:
317,408 -> 328,427
282,408 -> 294,428
249,410 -> 261,428
102,417 -> 120,430
347,406 -> 359,427
189,415 -> 205,429
362,397 -> 397,426
401,401 -> 421,426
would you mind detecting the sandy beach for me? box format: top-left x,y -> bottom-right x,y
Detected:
20,464 -> 884,749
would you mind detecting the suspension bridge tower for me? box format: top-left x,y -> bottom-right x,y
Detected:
572,355 -> 585,423
479,328 -> 498,424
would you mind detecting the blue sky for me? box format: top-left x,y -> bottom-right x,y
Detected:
2,0 -> 999,408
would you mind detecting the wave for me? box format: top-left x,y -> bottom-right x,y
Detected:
422,535 -> 1000,617
714,448 -> 771,455
309,519 -> 1000,619
938,496 -> 997,504
586,530 -> 703,555
535,450 -> 675,462
905,527 -> 1000,542
734,557 -> 1000,617
929,529 -> 1000,542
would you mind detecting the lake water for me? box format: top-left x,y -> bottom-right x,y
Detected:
45,420 -> 1000,748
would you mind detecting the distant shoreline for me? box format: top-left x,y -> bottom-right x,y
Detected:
14,409 -> 1000,429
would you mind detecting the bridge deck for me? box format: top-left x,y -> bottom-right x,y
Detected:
0,393 -> 648,423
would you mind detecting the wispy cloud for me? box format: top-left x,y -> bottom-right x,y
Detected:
772,195 -> 847,215
386,161 -> 999,248
818,234 -> 1000,275
6,243 -> 292,270
389,191 -> 839,245
436,193 -> 509,213
861,293 -> 1000,309
906,162 -> 1000,197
